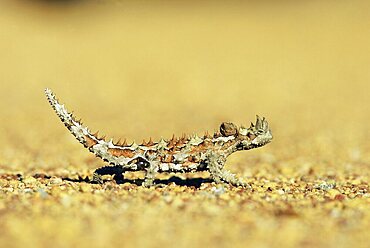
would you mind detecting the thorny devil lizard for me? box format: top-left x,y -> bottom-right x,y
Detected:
45,88 -> 273,187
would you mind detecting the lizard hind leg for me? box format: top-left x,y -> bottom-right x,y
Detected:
142,161 -> 159,188
92,165 -> 125,184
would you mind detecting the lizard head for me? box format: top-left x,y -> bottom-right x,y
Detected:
219,116 -> 272,151
237,115 -> 273,150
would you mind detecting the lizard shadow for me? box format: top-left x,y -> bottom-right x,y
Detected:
3,172 -> 213,188
59,175 -> 213,188
30,173 -> 213,188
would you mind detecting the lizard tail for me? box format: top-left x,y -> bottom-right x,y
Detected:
45,88 -> 137,166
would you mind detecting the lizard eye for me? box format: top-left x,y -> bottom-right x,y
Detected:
220,122 -> 238,137
258,130 -> 264,135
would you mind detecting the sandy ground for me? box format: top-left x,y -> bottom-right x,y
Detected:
0,1 -> 369,247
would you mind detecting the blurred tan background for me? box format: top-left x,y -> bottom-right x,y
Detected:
1,0 -> 369,170
0,1 -> 369,247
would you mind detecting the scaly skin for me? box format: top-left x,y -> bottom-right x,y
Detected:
45,88 -> 273,187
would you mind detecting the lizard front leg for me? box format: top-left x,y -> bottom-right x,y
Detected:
206,151 -> 248,187
219,169 -> 249,188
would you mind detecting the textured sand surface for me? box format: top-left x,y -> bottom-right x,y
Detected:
0,1 -> 369,248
